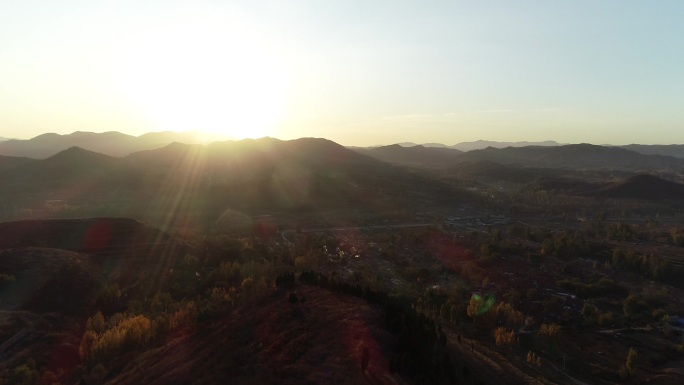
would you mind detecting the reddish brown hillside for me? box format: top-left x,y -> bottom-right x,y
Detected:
0,247 -> 98,313
104,286 -> 403,385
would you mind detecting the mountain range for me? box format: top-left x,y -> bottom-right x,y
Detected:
455,144 -> 684,171
392,140 -> 562,152
0,131 -> 225,159
3,131 -> 684,160
394,140 -> 684,158
356,143 -> 684,172
352,144 -> 463,168
2,132 -> 684,228
0,137 -> 461,229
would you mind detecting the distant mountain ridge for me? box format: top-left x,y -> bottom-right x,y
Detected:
353,142 -> 684,172
389,140 -> 562,151
618,144 -> 684,159
4,131 -> 684,160
457,144 -> 684,171
381,141 -> 684,159
0,131 -> 225,159
450,140 -> 562,152
352,144 -> 463,168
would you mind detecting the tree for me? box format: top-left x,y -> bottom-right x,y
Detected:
539,323 -> 561,338
467,294 -> 494,319
582,302 -> 598,325
539,323 -> 561,350
79,330 -> 98,360
598,312 -> 614,327
527,351 -> 542,368
10,364 -> 37,385
0,273 -> 15,288
493,327 -> 517,348
662,314 -> 672,337
87,311 -> 106,334
625,347 -> 638,376
497,302 -> 525,328
623,293 -> 651,321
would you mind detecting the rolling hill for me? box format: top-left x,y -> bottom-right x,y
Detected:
0,247 -> 97,313
0,218 -> 188,314
595,174 -> 684,200
0,147 -> 129,198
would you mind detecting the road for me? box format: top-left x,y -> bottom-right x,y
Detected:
280,223 -> 432,243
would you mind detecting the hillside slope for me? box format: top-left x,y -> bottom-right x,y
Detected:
0,247 -> 98,313
595,174 -> 684,200
103,286 -> 401,385
0,218 -> 175,253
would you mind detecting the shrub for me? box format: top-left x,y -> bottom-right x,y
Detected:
0,274 -> 16,288
598,312 -> 614,327
86,311 -> 106,334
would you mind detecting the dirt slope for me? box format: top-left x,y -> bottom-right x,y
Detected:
104,286 -> 404,385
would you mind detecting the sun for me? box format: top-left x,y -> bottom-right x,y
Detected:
114,10 -> 289,139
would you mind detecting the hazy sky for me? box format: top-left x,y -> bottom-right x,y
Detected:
1,1 -> 683,146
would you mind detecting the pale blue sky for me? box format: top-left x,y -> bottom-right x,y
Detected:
1,1 -> 682,145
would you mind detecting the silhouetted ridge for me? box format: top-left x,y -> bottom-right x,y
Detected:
596,174 -> 684,200
0,130 -> 214,158
458,144 -> 684,170
354,144 -> 463,168
619,144 -> 684,158
45,146 -> 117,163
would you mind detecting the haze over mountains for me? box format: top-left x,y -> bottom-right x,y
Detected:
354,143 -> 684,172
0,137 -> 462,230
0,131 -> 226,159
2,131 -> 684,230
3,131 -> 684,160
395,140 -> 563,152
456,144 -> 684,171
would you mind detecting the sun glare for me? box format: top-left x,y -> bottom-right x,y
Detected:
115,10 -> 289,139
